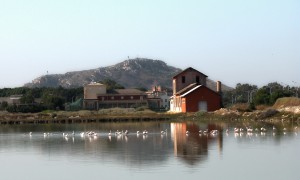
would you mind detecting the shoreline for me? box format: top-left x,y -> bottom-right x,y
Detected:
0,107 -> 299,125
0,115 -> 172,125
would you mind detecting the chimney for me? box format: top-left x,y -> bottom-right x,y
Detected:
152,86 -> 156,92
157,86 -> 161,92
216,81 -> 222,93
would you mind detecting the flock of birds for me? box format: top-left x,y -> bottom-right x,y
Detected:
226,126 -> 299,137
187,125 -> 299,136
231,126 -> 297,133
108,129 -> 170,136
25,129 -> 155,138
24,126 -> 298,139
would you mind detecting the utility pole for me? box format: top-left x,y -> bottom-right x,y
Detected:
292,81 -> 299,98
250,89 -> 257,103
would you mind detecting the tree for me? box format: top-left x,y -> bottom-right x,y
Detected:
41,93 -> 65,110
100,79 -> 125,93
253,89 -> 270,105
101,79 -> 124,89
221,91 -> 233,107
246,82 -> 296,106
0,101 -> 8,110
230,83 -> 258,104
20,90 -> 35,104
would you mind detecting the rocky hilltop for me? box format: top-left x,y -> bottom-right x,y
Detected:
24,58 -> 232,91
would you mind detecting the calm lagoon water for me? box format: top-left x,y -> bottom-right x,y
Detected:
0,121 -> 299,180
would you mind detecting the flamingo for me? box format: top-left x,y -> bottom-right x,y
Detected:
115,130 -> 120,135
261,127 -> 267,132
234,128 -> 239,133
124,130 -> 129,135
210,130 -> 219,135
161,129 -> 167,134
80,132 -> 85,137
247,127 -> 253,133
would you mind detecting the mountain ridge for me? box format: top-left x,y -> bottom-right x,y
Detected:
24,58 -> 232,91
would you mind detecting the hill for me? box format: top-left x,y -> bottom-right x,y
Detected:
24,58 -> 232,91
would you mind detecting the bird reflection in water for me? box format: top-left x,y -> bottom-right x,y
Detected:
142,134 -> 148,140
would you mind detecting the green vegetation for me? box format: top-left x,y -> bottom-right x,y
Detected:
223,82 -> 298,108
1,79 -> 299,114
99,79 -> 125,93
0,79 -> 144,113
0,86 -> 83,112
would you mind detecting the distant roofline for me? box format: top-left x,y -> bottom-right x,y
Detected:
105,89 -> 147,95
86,83 -> 104,86
173,67 -> 208,79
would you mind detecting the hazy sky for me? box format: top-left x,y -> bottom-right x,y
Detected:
0,0 -> 299,88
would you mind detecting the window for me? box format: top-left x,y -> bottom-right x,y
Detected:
131,96 -> 133,99
121,96 -> 124,100
196,76 -> 200,83
182,76 -> 186,83
111,96 -> 114,100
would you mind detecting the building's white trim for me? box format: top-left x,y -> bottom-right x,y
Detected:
180,85 -> 202,97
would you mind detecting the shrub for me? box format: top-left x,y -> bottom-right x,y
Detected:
194,111 -> 206,118
6,104 -> 44,113
258,108 -> 279,119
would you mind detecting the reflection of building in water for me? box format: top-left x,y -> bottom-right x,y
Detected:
170,122 -> 223,166
171,122 -> 187,156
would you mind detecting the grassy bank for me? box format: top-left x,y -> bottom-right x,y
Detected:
1,97 -> 300,125
0,108 -> 185,124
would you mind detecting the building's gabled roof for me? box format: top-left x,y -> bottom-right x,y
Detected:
173,67 -> 208,79
180,85 -> 221,97
175,84 -> 220,97
180,85 -> 202,97
175,83 -> 198,95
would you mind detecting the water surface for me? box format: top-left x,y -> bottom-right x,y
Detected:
0,121 -> 299,180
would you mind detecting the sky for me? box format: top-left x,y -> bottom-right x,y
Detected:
0,0 -> 299,88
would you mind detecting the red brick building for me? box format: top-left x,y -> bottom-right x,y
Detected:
170,67 -> 222,112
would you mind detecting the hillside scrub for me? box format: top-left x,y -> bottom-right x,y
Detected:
273,97 -> 300,108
